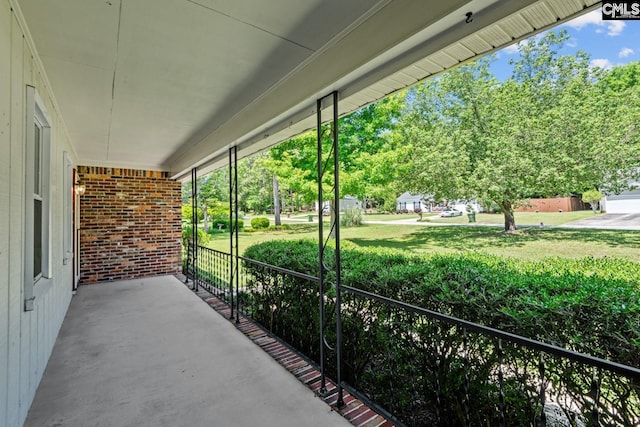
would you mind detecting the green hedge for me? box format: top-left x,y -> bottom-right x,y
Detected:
250,217 -> 270,229
181,224 -> 210,246
242,240 -> 640,426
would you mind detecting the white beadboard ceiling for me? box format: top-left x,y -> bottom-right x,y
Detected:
15,0 -> 600,180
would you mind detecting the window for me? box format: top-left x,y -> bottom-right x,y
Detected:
63,152 -> 73,266
413,201 -> 420,211
24,85 -> 51,311
399,202 -> 406,210
34,117 -> 44,279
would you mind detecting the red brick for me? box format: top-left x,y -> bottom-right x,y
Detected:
351,409 -> 378,426
78,166 -> 181,284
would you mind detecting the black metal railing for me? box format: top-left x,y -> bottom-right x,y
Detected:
185,243 -> 231,300
185,245 -> 640,427
238,256 -> 321,352
339,285 -> 640,427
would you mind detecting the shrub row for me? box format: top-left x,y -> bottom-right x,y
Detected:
242,240 -> 640,426
251,217 -> 270,229
244,240 -> 639,361
181,224 -> 210,246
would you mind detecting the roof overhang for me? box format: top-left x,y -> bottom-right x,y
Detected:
14,0 -> 600,181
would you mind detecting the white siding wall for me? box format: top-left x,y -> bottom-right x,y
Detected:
603,189 -> 640,214
1,2 -> 76,426
604,198 -> 640,214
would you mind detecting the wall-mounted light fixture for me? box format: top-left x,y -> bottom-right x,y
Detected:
75,180 -> 86,196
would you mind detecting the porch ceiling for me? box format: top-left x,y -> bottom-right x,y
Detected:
16,0 -> 599,180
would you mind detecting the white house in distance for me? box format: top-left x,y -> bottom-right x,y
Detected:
601,180 -> 640,213
396,192 -> 432,212
396,192 -> 485,213
315,196 -> 360,214
450,201 -> 484,213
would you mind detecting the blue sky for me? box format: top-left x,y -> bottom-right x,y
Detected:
490,8 -> 640,80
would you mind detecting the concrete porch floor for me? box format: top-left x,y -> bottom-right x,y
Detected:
25,275 -> 351,427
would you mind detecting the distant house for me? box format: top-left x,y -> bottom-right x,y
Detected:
395,193 -> 485,213
601,180 -> 640,213
340,195 -> 360,211
315,195 -> 361,213
396,192 -> 432,212
451,201 -> 483,213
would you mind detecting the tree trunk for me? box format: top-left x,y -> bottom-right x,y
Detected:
273,175 -> 281,226
200,203 -> 209,232
501,200 -> 516,232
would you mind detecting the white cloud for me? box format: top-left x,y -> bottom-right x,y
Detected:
619,47 -> 634,58
564,9 -> 626,36
501,38 -> 533,55
591,58 -> 613,70
606,20 -> 626,36
566,10 -> 602,29
502,43 -> 520,55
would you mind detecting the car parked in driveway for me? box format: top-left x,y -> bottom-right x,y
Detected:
439,208 -> 463,217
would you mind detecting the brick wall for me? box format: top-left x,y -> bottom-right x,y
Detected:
78,166 -> 182,284
515,196 -> 588,213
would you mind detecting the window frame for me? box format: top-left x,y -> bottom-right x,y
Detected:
24,85 -> 52,311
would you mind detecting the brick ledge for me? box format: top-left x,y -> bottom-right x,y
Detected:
178,275 -> 394,427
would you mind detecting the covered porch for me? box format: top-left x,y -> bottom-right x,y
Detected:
2,0 -> 621,426
24,275 -> 355,427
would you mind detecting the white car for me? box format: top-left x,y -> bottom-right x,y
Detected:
439,208 -> 463,217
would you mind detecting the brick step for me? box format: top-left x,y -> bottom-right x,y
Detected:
177,275 -> 395,427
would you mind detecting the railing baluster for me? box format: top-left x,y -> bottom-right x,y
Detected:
223,251 -> 226,295
463,327 -> 471,427
214,250 -> 218,294
216,251 -> 221,295
497,338 -> 506,427
538,353 -> 547,427
408,313 -> 419,426
590,368 -> 601,427
434,324 -> 442,426
385,304 -> 395,416
212,250 -> 217,293
237,258 -> 243,314
206,248 -> 209,292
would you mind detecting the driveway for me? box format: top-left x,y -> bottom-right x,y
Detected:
560,213 -> 640,230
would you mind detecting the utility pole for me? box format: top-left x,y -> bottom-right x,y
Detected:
273,174 -> 281,226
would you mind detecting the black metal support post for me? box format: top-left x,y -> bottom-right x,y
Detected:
317,91 -> 344,407
331,91 -> 344,408
233,146 -> 240,323
191,167 -> 198,291
229,146 -> 239,321
317,97 -> 326,394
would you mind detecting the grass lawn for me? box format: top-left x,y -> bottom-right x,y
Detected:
361,213 -> 423,221
421,210 -> 600,226
205,221 -> 640,263
243,211 -> 598,226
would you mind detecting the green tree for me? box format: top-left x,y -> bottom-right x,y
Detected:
581,189 -> 603,213
268,94 -> 405,211
590,61 -> 640,194
238,153 -> 274,213
401,30 -> 640,231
